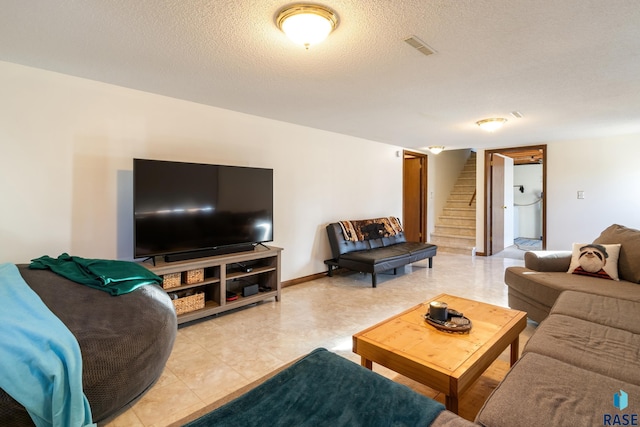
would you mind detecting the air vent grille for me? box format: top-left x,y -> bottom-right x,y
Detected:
404,36 -> 436,56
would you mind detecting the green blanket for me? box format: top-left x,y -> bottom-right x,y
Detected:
185,348 -> 444,427
29,253 -> 162,295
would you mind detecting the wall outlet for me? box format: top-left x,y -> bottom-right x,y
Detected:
577,190 -> 585,199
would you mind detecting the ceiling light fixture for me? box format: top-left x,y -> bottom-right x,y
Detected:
276,4 -> 338,49
428,146 -> 445,155
476,118 -> 507,132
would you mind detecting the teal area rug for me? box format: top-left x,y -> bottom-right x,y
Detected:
184,348 -> 444,427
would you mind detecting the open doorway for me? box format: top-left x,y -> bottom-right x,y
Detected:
484,145 -> 546,256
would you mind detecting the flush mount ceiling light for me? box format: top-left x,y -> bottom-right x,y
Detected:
476,118 -> 507,132
276,4 -> 338,49
428,146 -> 445,155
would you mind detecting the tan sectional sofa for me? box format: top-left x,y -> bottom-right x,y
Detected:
505,224 -> 640,323
475,290 -> 640,426
472,224 -> 640,425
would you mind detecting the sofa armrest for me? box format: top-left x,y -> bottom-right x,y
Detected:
524,251 -> 572,272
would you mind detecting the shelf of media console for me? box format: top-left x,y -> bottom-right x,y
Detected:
164,277 -> 220,293
226,265 -> 277,281
162,266 -> 276,294
175,288 -> 280,324
144,245 -> 282,324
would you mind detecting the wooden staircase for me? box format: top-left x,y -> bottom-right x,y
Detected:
430,152 -> 477,255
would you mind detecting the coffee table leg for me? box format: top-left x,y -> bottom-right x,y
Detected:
360,357 -> 373,370
510,336 -> 520,366
445,394 -> 459,414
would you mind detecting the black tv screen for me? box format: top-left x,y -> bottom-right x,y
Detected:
133,159 -> 273,260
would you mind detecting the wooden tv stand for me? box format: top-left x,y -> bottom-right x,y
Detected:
145,246 -> 282,325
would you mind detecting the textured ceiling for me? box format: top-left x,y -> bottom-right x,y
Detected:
2,0 -> 640,151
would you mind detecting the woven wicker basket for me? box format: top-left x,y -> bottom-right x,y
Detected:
172,293 -> 205,315
162,272 -> 182,289
183,268 -> 204,284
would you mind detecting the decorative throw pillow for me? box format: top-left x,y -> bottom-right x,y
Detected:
567,243 -> 621,281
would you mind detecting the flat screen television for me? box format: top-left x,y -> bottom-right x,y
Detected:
133,159 -> 273,261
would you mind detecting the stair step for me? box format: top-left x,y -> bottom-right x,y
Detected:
448,193 -> 475,201
436,245 -> 475,255
445,201 -> 476,209
443,206 -> 475,212
453,184 -> 475,190
430,232 -> 476,246
434,225 -> 475,237
441,216 -> 475,222
438,216 -> 476,226
442,212 -> 475,219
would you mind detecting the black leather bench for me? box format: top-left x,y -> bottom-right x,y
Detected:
325,221 -> 437,287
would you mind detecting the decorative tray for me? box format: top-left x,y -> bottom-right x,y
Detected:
424,310 -> 473,333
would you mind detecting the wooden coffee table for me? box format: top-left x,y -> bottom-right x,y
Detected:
352,294 -> 527,414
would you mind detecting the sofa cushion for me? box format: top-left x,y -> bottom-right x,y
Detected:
397,241 -> 437,255
430,411 -> 477,427
524,314 -> 640,386
593,224 -> 640,284
524,251 -> 572,272
339,247 -> 409,266
475,352 -> 640,427
567,243 -> 620,281
551,290 -> 640,335
504,267 -> 640,310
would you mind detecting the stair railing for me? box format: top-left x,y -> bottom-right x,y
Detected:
469,189 -> 476,206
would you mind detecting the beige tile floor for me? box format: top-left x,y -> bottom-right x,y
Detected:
104,252 -> 533,427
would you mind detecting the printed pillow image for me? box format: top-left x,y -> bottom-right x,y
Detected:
567,243 -> 621,281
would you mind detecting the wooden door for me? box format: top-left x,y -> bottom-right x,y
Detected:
403,152 -> 427,242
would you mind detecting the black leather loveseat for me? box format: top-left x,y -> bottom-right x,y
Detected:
325,218 -> 437,287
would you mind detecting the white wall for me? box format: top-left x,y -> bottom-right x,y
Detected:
545,134 -> 640,248
0,61 -> 403,281
476,134 -> 640,251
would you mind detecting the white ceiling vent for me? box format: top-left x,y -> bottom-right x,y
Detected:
403,36 -> 436,56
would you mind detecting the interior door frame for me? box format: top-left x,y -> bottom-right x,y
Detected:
403,150 -> 428,242
483,145 -> 547,256
490,153 -> 508,255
